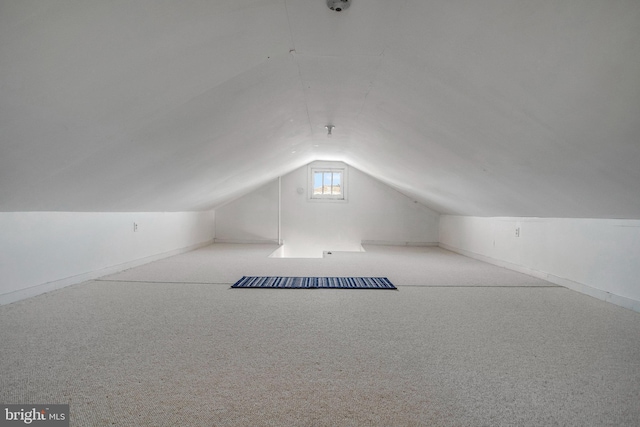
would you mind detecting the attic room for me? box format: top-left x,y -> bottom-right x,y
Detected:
1,0 -> 639,425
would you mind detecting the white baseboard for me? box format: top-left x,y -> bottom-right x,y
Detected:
0,239 -> 214,306
439,243 -> 640,313
213,238 -> 279,244
361,240 -> 439,247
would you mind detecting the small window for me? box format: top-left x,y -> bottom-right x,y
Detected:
309,165 -> 347,201
313,170 -> 342,197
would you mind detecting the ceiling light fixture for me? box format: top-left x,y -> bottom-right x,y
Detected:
327,0 -> 350,12
325,125 -> 334,136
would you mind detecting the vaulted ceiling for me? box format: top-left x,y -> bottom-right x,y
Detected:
1,0 -> 639,217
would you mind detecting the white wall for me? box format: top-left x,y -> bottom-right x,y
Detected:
214,180 -> 279,243
215,161 -> 440,257
439,216 -> 640,311
0,211 -> 215,305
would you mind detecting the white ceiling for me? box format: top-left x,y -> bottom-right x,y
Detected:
1,0 -> 639,217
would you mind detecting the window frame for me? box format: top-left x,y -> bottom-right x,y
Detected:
308,165 -> 348,202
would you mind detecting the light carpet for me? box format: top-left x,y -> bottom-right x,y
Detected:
1,244 -> 639,426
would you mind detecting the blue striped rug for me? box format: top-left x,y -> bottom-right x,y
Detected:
231,276 -> 396,289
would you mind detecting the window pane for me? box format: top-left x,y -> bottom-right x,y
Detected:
314,172 -> 323,194
332,173 -> 341,194
311,169 -> 343,198
323,173 -> 332,193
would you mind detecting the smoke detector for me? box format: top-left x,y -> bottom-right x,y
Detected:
327,0 -> 350,12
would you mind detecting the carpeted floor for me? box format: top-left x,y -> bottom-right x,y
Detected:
1,244 -> 639,426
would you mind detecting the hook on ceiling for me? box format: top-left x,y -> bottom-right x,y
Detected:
325,125 -> 335,136
327,0 -> 350,12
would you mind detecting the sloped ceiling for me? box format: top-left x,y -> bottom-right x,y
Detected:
1,0 -> 639,217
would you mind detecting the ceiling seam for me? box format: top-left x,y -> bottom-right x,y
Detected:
294,57 -> 314,134
282,0 -> 296,52
283,0 -> 313,133
355,0 -> 410,121
355,53 -> 384,120
290,53 -> 386,59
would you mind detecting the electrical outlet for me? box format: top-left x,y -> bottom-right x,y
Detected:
133,222 -> 138,232
515,227 -> 520,237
